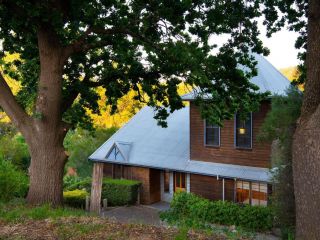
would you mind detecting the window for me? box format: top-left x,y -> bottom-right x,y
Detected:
106,145 -> 124,161
164,171 -> 170,193
205,120 -> 220,146
251,182 -> 268,206
236,181 -> 268,206
236,181 -> 251,204
235,113 -> 252,148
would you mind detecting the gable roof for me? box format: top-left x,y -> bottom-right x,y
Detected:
182,54 -> 291,100
89,106 -> 271,182
105,141 -> 132,162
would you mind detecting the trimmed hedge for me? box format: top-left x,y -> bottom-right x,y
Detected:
65,178 -> 141,206
101,178 -> 141,206
63,189 -> 88,208
160,192 -> 274,231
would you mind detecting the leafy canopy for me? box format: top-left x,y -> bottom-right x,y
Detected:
0,0 -> 276,128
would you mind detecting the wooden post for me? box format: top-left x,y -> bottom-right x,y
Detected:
85,195 -> 90,211
103,199 -> 108,210
90,162 -> 104,214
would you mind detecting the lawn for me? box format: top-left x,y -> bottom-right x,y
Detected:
0,200 -> 271,240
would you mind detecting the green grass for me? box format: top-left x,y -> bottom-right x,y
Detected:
0,198 -> 88,223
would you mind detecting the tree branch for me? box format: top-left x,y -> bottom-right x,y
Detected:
0,72 -> 32,134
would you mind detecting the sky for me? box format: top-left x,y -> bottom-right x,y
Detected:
260,27 -> 300,69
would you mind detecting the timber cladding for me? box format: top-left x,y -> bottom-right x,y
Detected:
190,174 -> 235,202
190,101 -> 272,168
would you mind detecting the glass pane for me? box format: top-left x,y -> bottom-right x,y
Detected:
181,173 -> 185,188
236,181 -> 250,204
176,173 -> 180,187
164,172 -> 170,193
206,127 -> 219,146
236,113 -> 252,148
252,183 -> 268,206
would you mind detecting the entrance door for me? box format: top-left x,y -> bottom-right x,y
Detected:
174,172 -> 186,192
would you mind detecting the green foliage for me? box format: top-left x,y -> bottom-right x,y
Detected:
64,128 -> 117,177
65,178 -> 92,192
65,177 -> 141,206
0,0 -> 273,131
258,86 -> 302,238
101,178 -> 141,206
0,156 -> 29,202
0,199 -> 86,223
160,192 -> 274,232
63,189 -> 88,209
0,133 -> 30,171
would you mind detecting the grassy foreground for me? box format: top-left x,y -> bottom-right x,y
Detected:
0,200 -> 263,240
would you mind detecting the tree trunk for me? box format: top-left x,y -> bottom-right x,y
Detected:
292,0 -> 320,238
26,26 -> 69,206
26,129 -> 68,206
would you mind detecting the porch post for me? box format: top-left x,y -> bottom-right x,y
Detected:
90,162 -> 104,214
169,172 -> 174,196
222,178 -> 225,201
186,173 -> 190,193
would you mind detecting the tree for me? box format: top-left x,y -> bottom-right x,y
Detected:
262,0 -> 320,238
0,0 -> 269,205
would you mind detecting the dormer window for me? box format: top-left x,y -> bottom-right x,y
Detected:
204,120 -> 220,147
235,113 -> 252,149
106,145 -> 124,161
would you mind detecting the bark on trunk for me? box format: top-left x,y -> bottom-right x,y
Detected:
27,140 -> 67,206
292,0 -> 320,238
26,26 -> 69,206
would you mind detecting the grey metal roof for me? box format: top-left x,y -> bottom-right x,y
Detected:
89,106 -> 271,182
182,54 -> 291,100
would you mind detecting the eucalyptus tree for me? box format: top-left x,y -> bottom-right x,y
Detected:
0,0 -> 268,205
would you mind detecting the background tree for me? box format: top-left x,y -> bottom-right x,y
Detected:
262,0 -> 320,238
0,0 -> 268,205
259,87 -> 302,238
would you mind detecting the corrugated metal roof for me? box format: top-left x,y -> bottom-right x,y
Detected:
89,106 -> 271,182
182,54 -> 291,100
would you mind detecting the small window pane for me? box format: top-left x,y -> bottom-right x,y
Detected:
252,183 -> 268,206
205,120 -> 220,146
236,181 -> 250,204
235,113 -> 252,148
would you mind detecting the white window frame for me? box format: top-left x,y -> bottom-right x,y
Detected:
204,120 -> 220,147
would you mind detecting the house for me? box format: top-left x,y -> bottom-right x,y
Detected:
89,54 -> 291,206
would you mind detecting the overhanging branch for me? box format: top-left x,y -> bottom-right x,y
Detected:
0,72 -> 32,134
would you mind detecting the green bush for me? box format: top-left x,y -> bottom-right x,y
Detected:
65,177 -> 141,206
0,157 -> 29,202
160,192 -> 274,231
101,178 -> 141,206
65,177 -> 92,192
63,189 -> 89,208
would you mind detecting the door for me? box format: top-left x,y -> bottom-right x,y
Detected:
174,172 -> 186,192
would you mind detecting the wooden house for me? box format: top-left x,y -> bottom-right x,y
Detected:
89,54 -> 290,207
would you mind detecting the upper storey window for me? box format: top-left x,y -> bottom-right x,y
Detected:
235,113 -> 252,149
205,120 -> 220,147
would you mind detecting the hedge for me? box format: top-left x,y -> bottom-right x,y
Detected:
160,192 -> 274,231
63,189 -> 88,208
65,177 -> 141,206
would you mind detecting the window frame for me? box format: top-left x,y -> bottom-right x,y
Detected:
234,112 -> 253,149
204,119 -> 221,147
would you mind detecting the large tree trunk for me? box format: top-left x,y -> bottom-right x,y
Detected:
292,0 -> 320,238
26,134 -> 67,206
25,26 -> 68,206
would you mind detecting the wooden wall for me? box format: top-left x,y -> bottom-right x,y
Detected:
103,163 -> 161,204
190,174 -> 235,202
190,101 -> 272,168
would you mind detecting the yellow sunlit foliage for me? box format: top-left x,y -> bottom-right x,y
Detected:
0,53 -> 21,123
279,66 -> 304,91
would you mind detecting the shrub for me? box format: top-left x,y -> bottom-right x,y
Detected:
0,156 -> 29,202
101,178 -> 141,206
63,189 -> 89,208
65,177 -> 141,206
65,178 -> 92,192
160,192 -> 274,231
